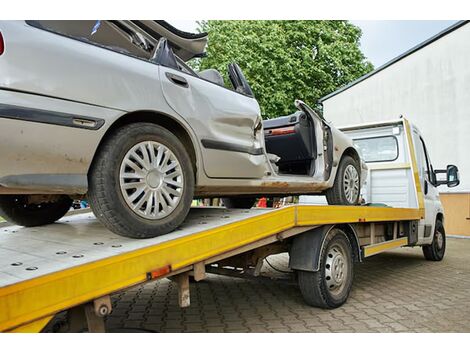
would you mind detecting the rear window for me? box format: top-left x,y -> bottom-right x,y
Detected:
26,20 -> 152,60
353,136 -> 398,162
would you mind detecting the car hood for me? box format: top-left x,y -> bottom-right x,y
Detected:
114,20 -> 207,61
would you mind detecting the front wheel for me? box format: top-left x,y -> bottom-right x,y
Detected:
297,228 -> 354,308
326,155 -> 360,205
0,195 -> 72,227
422,219 -> 446,261
88,123 -> 194,239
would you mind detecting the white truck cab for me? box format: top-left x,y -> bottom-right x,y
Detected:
340,118 -> 459,248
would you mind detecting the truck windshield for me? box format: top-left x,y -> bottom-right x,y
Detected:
353,136 -> 398,162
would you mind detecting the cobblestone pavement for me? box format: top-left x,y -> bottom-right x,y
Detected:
103,237 -> 470,333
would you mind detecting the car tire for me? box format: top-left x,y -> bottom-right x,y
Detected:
222,197 -> 256,209
297,228 -> 354,309
88,123 -> 194,239
422,219 -> 446,261
326,155 -> 360,205
0,195 -> 72,227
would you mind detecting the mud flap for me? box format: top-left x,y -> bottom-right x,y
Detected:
288,225 -> 334,272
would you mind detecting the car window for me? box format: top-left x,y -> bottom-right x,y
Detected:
353,136 -> 398,163
27,20 -> 153,59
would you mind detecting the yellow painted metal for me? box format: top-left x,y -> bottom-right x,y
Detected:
7,315 -> 53,333
403,118 -> 425,216
0,204 -> 423,332
363,237 -> 409,257
296,205 -> 422,226
0,207 -> 295,332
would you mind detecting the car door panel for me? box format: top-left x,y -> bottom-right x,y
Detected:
159,66 -> 266,178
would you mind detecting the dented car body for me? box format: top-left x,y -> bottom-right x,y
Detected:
0,20 -> 366,238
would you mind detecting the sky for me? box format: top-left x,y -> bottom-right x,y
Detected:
168,20 -> 458,68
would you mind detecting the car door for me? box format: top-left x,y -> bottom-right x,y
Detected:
414,129 -> 439,243
159,65 -> 267,179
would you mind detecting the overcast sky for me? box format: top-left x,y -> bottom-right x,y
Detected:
169,20 -> 458,68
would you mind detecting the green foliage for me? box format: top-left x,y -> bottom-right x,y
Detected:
192,20 -> 373,118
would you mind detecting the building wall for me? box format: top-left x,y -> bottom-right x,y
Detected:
322,23 -> 470,235
323,22 -> 470,191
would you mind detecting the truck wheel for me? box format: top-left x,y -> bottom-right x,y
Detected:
422,219 -> 446,261
88,123 -> 194,239
297,228 -> 354,308
0,195 -> 72,227
222,197 -> 256,209
326,155 -> 360,205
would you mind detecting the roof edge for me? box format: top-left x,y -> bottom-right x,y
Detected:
319,20 -> 469,103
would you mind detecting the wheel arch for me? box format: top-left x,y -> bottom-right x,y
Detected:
289,224 -> 361,273
341,147 -> 361,167
90,110 -> 199,177
436,212 -> 444,224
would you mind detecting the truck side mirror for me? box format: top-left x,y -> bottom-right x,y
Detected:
446,164 -> 460,188
434,164 -> 460,187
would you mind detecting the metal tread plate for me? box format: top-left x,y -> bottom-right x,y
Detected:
0,207 -> 273,288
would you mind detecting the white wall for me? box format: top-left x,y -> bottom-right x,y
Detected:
323,23 -> 470,192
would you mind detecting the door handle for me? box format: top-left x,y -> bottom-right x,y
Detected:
166,72 -> 189,88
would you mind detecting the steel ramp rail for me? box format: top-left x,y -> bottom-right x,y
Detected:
0,205 -> 421,332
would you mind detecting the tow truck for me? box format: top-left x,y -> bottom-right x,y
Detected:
0,118 -> 459,332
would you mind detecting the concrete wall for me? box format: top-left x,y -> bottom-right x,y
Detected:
322,22 -> 470,193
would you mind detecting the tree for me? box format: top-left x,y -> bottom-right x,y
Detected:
193,20 -> 373,118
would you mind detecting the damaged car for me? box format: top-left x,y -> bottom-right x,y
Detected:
0,20 -> 367,238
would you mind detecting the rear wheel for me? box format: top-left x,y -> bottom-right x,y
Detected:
326,155 -> 360,205
0,195 -> 72,227
88,123 -> 194,239
222,197 -> 257,209
422,219 -> 446,261
297,228 -> 354,308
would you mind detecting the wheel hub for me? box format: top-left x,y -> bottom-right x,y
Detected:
146,170 -> 163,189
119,141 -> 184,220
325,245 -> 347,291
343,164 -> 359,204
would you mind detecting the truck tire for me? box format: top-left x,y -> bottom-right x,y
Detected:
422,219 -> 446,261
88,123 -> 194,239
326,155 -> 360,205
0,195 -> 72,227
222,197 -> 256,209
297,228 -> 354,308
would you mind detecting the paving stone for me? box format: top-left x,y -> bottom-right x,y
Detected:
94,238 -> 470,333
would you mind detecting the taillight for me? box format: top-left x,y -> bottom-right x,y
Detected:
0,32 -> 4,55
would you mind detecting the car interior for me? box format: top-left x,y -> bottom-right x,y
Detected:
263,111 -> 317,176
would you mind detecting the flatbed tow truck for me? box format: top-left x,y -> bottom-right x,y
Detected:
0,119 -> 459,332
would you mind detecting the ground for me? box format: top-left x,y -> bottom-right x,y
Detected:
82,238 -> 470,332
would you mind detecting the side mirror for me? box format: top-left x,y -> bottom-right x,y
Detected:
434,164 -> 460,188
446,164 -> 460,187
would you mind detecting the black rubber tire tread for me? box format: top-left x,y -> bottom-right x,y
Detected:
88,123 -> 194,239
222,197 -> 256,209
297,228 -> 354,309
0,195 -> 72,227
422,219 -> 446,261
326,155 -> 361,205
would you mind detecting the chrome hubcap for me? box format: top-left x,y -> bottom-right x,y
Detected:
343,164 -> 359,204
325,244 -> 348,294
119,141 -> 184,220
